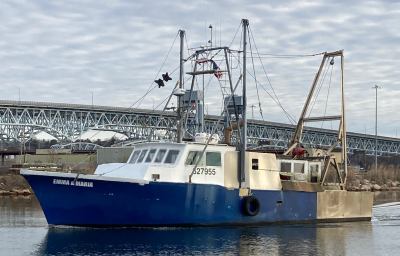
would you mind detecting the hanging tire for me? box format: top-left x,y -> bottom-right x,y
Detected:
242,196 -> 260,216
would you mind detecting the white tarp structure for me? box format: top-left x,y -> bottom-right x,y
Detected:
30,131 -> 58,142
74,130 -> 128,142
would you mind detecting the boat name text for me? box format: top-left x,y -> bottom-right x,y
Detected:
53,179 -> 93,188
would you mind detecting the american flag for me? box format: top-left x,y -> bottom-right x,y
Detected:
210,60 -> 223,79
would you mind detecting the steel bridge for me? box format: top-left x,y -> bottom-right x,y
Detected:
0,100 -> 399,155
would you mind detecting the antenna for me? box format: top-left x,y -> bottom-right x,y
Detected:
219,20 -> 222,47
176,29 -> 185,143
251,104 -> 255,119
208,24 -> 213,47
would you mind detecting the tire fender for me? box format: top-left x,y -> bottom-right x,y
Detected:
242,196 -> 260,216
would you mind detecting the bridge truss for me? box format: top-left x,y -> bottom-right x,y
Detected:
0,100 -> 399,155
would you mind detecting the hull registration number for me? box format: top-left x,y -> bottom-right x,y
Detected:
194,167 -> 216,175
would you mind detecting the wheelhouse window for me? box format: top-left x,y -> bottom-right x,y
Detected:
185,151 -> 205,166
310,164 -> 320,182
309,164 -> 319,174
185,151 -> 221,166
164,150 -> 180,164
145,149 -> 157,163
252,159 -> 259,170
137,149 -> 148,163
280,162 -> 291,172
206,152 -> 221,166
129,150 -> 141,164
294,163 -> 305,173
154,149 -> 167,163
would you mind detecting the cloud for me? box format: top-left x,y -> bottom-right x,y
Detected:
0,0 -> 399,137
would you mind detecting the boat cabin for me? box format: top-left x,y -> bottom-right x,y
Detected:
95,141 -> 325,191
95,142 -> 235,187
277,158 -> 322,183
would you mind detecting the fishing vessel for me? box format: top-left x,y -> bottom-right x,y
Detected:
21,19 -> 373,226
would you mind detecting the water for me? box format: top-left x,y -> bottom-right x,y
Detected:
1,194 -> 400,256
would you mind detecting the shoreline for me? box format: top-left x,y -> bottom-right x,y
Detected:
0,172 -> 33,196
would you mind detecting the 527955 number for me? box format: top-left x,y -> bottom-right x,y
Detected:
194,167 -> 216,175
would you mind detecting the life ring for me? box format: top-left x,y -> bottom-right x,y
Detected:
242,196 -> 260,216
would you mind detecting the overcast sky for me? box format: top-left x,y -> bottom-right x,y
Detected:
0,0 -> 399,137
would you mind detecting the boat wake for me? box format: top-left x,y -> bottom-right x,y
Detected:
372,201 -> 400,223
373,202 -> 400,208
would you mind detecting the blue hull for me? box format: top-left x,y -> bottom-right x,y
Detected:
23,174 -> 317,226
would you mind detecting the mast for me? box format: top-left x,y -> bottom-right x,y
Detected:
177,29 -> 185,143
341,52 -> 348,185
240,19 -> 248,183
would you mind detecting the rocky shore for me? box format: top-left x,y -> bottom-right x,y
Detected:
347,178 -> 400,192
0,163 -> 95,196
0,172 -> 33,196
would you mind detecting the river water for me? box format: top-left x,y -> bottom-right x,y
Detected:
1,193 -> 399,256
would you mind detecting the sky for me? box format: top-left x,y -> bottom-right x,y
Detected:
0,0 -> 399,137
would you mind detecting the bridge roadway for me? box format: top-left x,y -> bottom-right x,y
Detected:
0,100 -> 399,155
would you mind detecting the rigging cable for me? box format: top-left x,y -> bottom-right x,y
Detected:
321,59 -> 335,128
151,74 -> 195,140
128,31 -> 180,109
185,33 -> 191,59
231,51 -> 294,124
245,52 -> 325,58
231,51 -> 295,124
248,29 -> 264,120
185,32 -> 199,91
248,27 -> 296,124
307,57 -> 331,118
154,75 -> 194,111
228,22 -> 242,48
